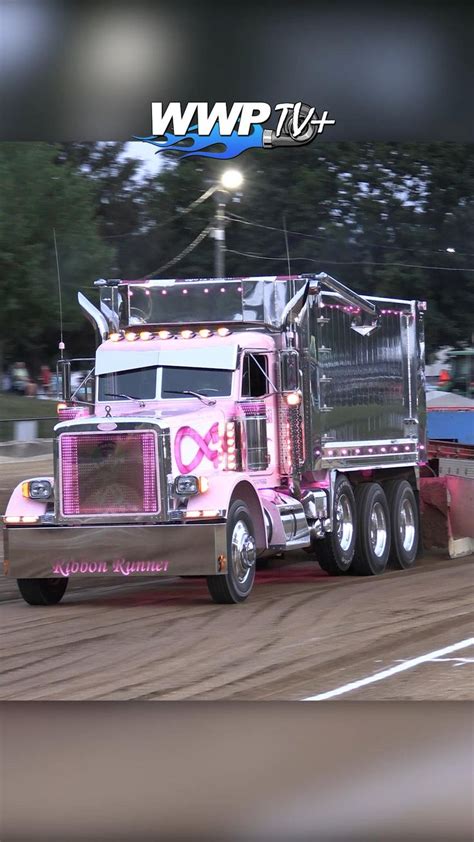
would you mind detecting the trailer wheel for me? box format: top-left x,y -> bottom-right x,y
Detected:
384,480 -> 419,569
317,475 -> 356,575
352,483 -> 391,575
206,500 -> 256,604
16,578 -> 68,606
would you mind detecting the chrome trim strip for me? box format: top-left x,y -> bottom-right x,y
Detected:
4,522 -> 227,578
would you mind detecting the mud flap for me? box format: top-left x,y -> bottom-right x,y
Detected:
420,476 -> 474,558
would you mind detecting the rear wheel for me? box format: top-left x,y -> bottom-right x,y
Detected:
316,475 -> 356,575
207,500 -> 257,604
17,577 -> 68,606
352,483 -> 390,575
384,479 -> 419,569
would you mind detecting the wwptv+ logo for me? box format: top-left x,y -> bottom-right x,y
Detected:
135,101 -> 336,160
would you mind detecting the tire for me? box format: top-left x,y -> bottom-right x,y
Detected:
384,479 -> 419,569
17,577 -> 68,606
206,500 -> 257,604
316,475 -> 356,575
352,483 -> 391,575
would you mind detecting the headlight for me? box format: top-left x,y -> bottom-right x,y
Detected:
174,475 -> 199,496
22,479 -> 53,500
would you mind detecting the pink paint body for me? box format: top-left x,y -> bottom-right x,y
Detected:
5,330 -> 319,548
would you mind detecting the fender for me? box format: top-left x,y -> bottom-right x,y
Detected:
4,477 -> 54,518
192,472 -> 267,550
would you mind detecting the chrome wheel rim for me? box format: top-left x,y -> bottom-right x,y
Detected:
370,502 -> 388,557
400,497 -> 416,552
231,519 -> 256,585
335,493 -> 354,552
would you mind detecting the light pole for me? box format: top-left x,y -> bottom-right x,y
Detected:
213,169 -> 243,277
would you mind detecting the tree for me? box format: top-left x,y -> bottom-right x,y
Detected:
0,143 -> 113,372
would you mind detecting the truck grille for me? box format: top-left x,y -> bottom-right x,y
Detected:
59,431 -> 159,516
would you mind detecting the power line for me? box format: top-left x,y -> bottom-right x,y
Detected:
225,248 -> 474,272
140,223 -> 212,279
227,212 -> 474,258
102,185 -> 217,240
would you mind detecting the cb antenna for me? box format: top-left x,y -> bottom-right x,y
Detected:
283,213 -> 291,277
283,213 -> 294,297
53,228 -> 65,359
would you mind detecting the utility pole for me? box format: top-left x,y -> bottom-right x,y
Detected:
213,189 -> 227,278
213,170 -> 243,278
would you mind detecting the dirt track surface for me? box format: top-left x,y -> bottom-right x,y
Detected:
1,549 -> 472,701
1,454 -> 473,701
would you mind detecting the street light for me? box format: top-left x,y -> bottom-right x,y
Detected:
220,169 -> 243,191
213,169 -> 243,277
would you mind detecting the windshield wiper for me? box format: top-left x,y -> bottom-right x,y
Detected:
104,392 -> 141,402
163,390 -> 216,406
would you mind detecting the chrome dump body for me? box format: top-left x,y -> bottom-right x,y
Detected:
299,290 -> 426,471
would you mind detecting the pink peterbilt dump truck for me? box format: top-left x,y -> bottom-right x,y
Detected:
3,273 -> 427,605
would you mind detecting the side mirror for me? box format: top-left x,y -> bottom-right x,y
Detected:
280,349 -> 300,392
57,359 -> 71,401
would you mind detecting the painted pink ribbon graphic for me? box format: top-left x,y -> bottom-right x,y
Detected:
174,423 -> 220,473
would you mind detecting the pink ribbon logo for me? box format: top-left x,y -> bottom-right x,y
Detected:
174,423 -> 220,473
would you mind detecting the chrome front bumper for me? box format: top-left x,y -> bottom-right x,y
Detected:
3,522 -> 227,579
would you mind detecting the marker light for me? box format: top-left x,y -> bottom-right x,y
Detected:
225,421 -> 237,470
217,327 -> 231,337
125,331 -> 138,341
158,330 -> 172,340
139,331 -> 153,341
186,509 -> 220,519
198,329 -> 212,338
181,330 -> 195,339
286,391 -> 302,407
109,332 -> 122,342
4,515 -> 39,524
198,476 -> 209,493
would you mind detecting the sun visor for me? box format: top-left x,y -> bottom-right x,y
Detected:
95,345 -> 238,375
156,346 -> 238,370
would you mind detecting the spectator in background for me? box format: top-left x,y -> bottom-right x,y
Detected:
25,378 -> 38,397
10,362 -> 29,394
1,371 -> 12,392
40,364 -> 52,396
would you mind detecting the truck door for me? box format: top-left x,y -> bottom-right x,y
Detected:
239,352 -> 278,478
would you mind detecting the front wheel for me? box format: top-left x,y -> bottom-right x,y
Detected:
207,500 -> 257,604
17,577 -> 68,606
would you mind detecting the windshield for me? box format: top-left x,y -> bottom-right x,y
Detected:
161,366 -> 232,398
98,366 -> 232,401
98,367 -> 157,401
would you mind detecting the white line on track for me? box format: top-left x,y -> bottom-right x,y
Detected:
302,637 -> 474,701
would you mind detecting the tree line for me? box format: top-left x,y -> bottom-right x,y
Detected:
0,141 -> 472,372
